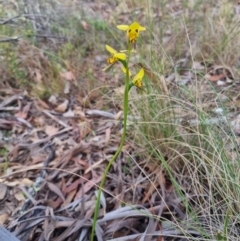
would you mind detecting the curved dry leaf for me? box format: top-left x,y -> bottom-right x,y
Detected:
55,99 -> 69,113
0,213 -> 9,225
105,127 -> 111,145
47,182 -> 65,202
45,125 -> 59,136
0,184 -> 7,200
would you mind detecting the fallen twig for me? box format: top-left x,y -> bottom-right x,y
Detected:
86,109 -> 116,119
0,94 -> 22,107
17,126 -> 72,148
42,110 -> 70,128
0,15 -> 20,25
0,107 -> 19,111
0,36 -> 21,43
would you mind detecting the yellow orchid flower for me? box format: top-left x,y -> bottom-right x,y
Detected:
117,22 -> 146,43
132,68 -> 144,88
106,45 -> 126,64
122,67 -> 144,91
103,45 -> 126,71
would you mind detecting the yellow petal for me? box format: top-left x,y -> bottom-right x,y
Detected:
133,68 -> 144,82
129,22 -> 146,31
139,26 -> 146,31
129,22 -> 140,30
114,53 -> 126,60
106,45 -> 117,54
128,22 -> 144,32
117,25 -> 129,31
121,67 -> 132,76
132,68 -> 144,87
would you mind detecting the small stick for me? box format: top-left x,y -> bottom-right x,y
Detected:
0,94 -> 22,107
42,110 -> 69,128
0,15 -> 20,25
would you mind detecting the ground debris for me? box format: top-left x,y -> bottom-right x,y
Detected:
0,85 -> 191,240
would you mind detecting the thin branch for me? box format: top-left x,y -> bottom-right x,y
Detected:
32,34 -> 68,40
0,15 -> 20,25
42,110 -> 70,128
0,36 -> 21,43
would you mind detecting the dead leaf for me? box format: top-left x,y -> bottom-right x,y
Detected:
74,106 -> 85,118
21,178 -> 34,186
79,119 -> 91,139
63,173 -> 91,194
45,125 -> 59,136
3,178 -> 34,187
14,191 -> 25,201
47,182 -> 66,202
38,98 -> 50,109
105,128 -> 111,145
33,68 -> 43,83
0,213 -> 9,225
0,184 -> 7,200
60,71 -> 76,82
205,73 -> 225,82
63,109 -> 75,117
62,189 -> 77,208
84,158 -> 105,174
81,20 -> 89,30
64,81 -> 70,94
55,99 -> 69,113
114,111 -> 123,120
205,65 -> 234,84
72,157 -> 89,168
75,175 -> 102,200
192,61 -> 205,70
15,102 -> 32,119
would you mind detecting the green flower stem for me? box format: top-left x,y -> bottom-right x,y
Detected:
91,44 -> 131,241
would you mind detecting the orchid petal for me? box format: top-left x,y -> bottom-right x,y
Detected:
139,26 -> 146,31
133,68 -> 144,87
117,25 -> 129,31
114,53 -> 126,60
133,68 -> 144,81
106,45 -> 117,54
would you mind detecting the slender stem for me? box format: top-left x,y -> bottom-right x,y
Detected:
91,43 -> 131,240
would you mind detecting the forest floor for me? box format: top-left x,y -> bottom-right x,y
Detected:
1,1 -> 240,241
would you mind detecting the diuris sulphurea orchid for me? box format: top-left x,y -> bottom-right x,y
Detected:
103,45 -> 126,71
117,22 -> 146,45
132,68 -> 144,89
93,22 -> 146,241
122,67 -> 145,91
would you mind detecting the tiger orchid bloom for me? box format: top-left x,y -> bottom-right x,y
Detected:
132,68 -> 144,89
103,45 -> 126,71
117,22 -> 146,44
122,67 -> 144,90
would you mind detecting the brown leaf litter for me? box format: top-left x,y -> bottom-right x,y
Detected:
0,83 -> 192,240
